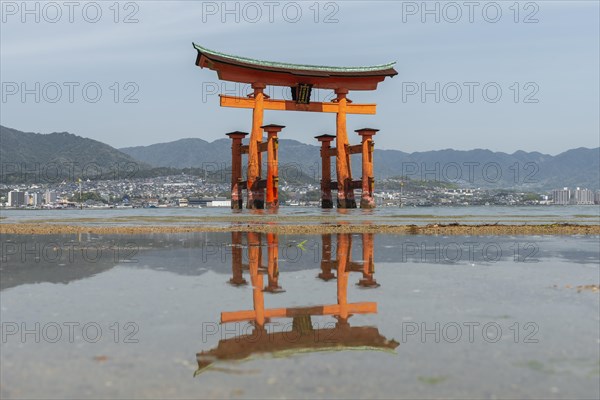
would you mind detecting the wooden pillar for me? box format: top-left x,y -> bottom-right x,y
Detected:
318,233 -> 335,281
358,233 -> 379,288
247,232 -> 265,327
257,139 -> 263,191
356,128 -> 378,208
229,231 -> 247,286
264,232 -> 283,292
315,134 -> 335,208
226,131 -> 248,209
247,83 -> 266,209
262,124 -> 285,209
336,233 -> 350,321
335,88 -> 356,209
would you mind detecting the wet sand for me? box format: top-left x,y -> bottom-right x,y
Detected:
1,222 -> 599,235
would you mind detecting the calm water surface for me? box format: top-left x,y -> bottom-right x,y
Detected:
2,205 -> 599,226
1,232 -> 599,399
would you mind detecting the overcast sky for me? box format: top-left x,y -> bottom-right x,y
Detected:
1,1 -> 598,154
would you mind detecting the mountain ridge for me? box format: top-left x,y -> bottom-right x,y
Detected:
1,126 -> 597,190
120,137 -> 598,190
0,125 -> 148,182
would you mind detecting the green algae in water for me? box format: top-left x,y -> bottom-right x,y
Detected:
516,360 -> 555,374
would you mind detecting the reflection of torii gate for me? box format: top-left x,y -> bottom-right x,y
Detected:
196,232 -> 398,374
193,44 -> 397,209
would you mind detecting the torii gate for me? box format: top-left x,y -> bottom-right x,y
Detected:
195,232 -> 398,375
193,44 -> 397,209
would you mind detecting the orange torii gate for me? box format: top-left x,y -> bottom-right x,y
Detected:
193,44 -> 397,209
195,232 -> 397,375
221,232 -> 378,327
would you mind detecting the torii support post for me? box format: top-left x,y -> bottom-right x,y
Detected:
335,88 -> 356,209
358,233 -> 379,288
229,231 -> 247,286
315,134 -> 335,208
336,233 -> 351,321
262,124 -> 284,209
247,83 -> 266,209
247,231 -> 265,327
265,232 -> 283,293
318,234 -> 335,281
226,131 -> 248,209
356,128 -> 378,209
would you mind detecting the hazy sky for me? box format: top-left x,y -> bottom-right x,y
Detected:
1,1 -> 598,154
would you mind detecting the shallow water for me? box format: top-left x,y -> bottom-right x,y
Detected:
2,205 -> 600,226
1,232 -> 599,399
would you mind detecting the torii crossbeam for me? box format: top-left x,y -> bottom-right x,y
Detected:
193,43 -> 397,209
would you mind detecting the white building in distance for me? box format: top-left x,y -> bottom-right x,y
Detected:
552,187 -> 596,205
44,190 -> 58,204
552,188 -> 570,205
8,190 -> 25,207
572,187 -> 595,205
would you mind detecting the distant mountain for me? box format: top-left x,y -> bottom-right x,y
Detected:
121,137 -> 232,169
121,138 -> 599,190
1,125 -> 596,189
0,125 -> 146,182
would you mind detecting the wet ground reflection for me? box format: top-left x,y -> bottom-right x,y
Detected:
0,232 -> 598,398
2,233 -> 599,292
196,232 -> 397,375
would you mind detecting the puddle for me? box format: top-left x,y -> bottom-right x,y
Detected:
1,232 -> 598,398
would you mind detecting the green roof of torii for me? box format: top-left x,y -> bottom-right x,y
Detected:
192,43 -> 397,74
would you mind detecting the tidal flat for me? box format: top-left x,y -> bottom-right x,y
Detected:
2,206 -> 599,236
